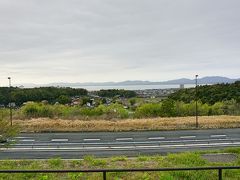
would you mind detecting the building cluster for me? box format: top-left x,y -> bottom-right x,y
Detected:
134,88 -> 179,98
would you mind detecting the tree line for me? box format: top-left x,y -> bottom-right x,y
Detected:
0,87 -> 88,106
96,89 -> 137,98
1,99 -> 239,120
0,87 -> 137,106
169,81 -> 240,104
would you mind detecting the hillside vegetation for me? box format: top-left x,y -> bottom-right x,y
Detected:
0,87 -> 88,106
0,99 -> 238,120
169,81 -> 240,104
0,82 -> 239,121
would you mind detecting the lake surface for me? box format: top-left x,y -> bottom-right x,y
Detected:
71,84 -> 197,91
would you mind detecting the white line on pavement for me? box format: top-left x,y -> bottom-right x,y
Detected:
19,139 -> 35,142
12,138 -> 237,146
51,139 -> 68,142
116,138 -> 133,141
83,139 -> 100,141
210,135 -> 227,138
2,142 -> 240,151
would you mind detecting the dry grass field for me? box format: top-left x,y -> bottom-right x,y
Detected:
13,115 -> 240,132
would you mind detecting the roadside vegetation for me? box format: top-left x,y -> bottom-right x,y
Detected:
0,99 -> 239,120
0,119 -> 18,145
0,148 -> 240,179
0,82 -> 239,132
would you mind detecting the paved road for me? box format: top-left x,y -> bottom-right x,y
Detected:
1,128 -> 240,159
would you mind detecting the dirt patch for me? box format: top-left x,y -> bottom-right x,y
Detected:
201,153 -> 238,163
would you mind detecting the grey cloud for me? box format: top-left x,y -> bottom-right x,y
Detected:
0,0 -> 240,85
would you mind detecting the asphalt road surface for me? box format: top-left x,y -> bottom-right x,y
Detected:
1,128 -> 240,159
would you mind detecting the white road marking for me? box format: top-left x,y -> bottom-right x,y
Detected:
11,138 -> 238,146
180,136 -> 196,139
15,137 -> 34,139
148,137 -> 165,140
210,135 -> 227,138
83,139 -> 100,141
51,139 -> 68,142
2,142 -> 240,151
116,138 -> 133,141
8,140 -> 16,142
19,139 -> 35,142
9,138 -> 240,147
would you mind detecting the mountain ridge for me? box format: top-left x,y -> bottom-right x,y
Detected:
13,76 -> 240,88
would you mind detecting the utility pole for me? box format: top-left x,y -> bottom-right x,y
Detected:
195,75 -> 198,128
8,77 -> 12,126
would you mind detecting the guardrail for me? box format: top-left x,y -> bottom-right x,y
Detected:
0,166 -> 240,180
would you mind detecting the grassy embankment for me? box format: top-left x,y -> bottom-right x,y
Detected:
13,115 -> 240,132
0,148 -> 240,179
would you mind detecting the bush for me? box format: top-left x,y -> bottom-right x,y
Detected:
80,107 -> 104,117
135,103 -> 162,118
161,100 -> 176,117
18,99 -> 240,120
211,102 -> 224,115
0,120 -> 18,146
21,103 -> 40,118
21,103 -> 54,118
103,103 -> 129,119
57,95 -> 71,104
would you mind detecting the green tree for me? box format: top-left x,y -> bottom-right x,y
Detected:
169,81 -> 240,105
0,87 -> 87,106
135,103 -> 162,118
161,100 -> 176,117
57,95 -> 71,104
81,97 -> 91,106
129,98 -> 137,106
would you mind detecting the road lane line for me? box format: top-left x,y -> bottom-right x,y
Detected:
148,137 -> 165,140
19,139 -> 35,142
8,140 -> 16,142
210,135 -> 226,138
12,138 -> 238,146
180,136 -> 196,139
116,138 -> 133,141
83,139 -> 100,141
15,137 -> 34,139
51,139 -> 68,142
3,142 -> 240,151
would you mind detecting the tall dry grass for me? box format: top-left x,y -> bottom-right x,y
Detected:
13,115 -> 240,132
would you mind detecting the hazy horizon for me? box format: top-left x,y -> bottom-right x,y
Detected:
2,76 -> 237,88
1,0 -> 240,86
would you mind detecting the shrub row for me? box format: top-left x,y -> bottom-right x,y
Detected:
2,99 -> 239,120
20,103 -> 129,119
135,99 -> 240,118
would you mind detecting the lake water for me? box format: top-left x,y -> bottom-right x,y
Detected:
71,84 -> 196,91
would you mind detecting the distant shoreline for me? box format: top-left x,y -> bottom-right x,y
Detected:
69,84 -> 197,91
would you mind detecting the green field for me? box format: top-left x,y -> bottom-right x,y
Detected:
0,148 -> 240,179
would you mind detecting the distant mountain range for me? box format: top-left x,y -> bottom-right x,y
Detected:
15,76 -> 239,88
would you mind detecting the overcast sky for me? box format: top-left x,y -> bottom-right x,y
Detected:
0,0 -> 240,86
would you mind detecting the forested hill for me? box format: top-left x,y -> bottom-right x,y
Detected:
169,81 -> 240,104
0,87 -> 137,106
0,87 -> 88,106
